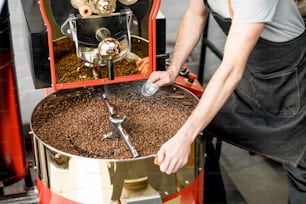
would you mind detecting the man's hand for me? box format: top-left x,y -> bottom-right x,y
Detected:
157,132 -> 192,174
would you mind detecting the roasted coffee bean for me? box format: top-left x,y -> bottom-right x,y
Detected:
31,82 -> 197,159
53,37 -> 148,83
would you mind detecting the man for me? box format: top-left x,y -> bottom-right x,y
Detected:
143,0 -> 306,203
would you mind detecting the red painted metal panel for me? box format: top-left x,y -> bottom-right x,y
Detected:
0,51 -> 26,186
0,1 -> 26,185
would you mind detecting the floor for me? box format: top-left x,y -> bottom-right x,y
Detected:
1,0 -> 288,203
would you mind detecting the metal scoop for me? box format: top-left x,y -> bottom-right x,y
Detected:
101,93 -> 139,158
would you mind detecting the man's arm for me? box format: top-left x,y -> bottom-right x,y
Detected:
150,0 -> 209,86
168,0 -> 209,73
158,22 -> 266,174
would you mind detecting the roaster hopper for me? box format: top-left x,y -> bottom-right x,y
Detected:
21,0 -> 166,90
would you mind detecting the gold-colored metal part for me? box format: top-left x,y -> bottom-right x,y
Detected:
70,0 -> 93,17
119,0 -> 138,5
98,37 -> 121,60
89,0 -> 117,15
120,176 -> 162,203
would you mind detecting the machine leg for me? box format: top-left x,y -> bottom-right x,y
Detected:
24,168 -> 34,190
0,181 -> 4,196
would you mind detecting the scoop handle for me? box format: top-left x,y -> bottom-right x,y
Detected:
108,59 -> 114,80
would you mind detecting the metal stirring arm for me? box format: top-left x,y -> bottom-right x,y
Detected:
101,94 -> 139,158
109,113 -> 139,158
102,93 -> 116,115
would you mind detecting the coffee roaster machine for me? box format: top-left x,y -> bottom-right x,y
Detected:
1,0 -> 205,203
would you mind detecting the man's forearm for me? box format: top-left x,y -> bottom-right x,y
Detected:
168,6 -> 208,74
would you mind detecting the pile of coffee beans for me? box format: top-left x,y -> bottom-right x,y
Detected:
31,82 -> 198,159
53,37 -> 148,83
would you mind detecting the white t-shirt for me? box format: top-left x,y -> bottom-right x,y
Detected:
0,0 -> 5,15
207,0 -> 305,42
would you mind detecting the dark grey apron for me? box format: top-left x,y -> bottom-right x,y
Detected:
203,0 -> 306,166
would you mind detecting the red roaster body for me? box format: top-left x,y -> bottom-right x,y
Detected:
0,42 -> 26,187
14,0 -> 206,203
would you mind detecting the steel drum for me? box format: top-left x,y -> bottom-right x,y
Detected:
31,80 -> 205,204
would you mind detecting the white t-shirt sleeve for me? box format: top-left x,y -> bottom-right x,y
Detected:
207,0 -> 305,42
232,0 -> 280,23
